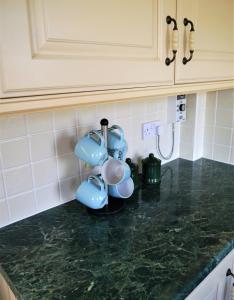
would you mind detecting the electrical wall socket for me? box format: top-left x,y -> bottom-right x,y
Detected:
142,120 -> 160,139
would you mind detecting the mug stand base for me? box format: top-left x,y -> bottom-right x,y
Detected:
87,196 -> 125,216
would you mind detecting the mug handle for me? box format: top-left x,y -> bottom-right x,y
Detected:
109,125 -> 124,142
87,130 -> 104,147
88,175 -> 104,192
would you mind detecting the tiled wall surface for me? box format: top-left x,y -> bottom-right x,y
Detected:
0,97 -> 180,228
203,89 -> 234,165
180,94 -> 206,161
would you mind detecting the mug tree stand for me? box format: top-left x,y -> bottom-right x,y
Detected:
87,119 -> 125,216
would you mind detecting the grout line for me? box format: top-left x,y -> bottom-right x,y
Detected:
211,91 -> 218,159
4,175 -> 78,201
0,144 -> 11,222
2,152 -> 76,172
24,115 -> 38,212
0,126 -> 78,144
52,111 -> 62,202
228,108 -> 234,163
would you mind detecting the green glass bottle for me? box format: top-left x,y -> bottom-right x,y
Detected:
142,153 -> 161,185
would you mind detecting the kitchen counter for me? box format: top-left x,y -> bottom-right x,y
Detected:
0,158 -> 234,300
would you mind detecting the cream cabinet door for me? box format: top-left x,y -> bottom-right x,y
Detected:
0,0 -> 176,98
186,250 -> 234,300
175,0 -> 234,83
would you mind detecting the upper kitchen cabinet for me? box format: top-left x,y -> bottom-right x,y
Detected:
175,0 -> 234,83
0,0 -> 176,98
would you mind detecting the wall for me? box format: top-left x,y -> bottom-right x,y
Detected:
180,94 -> 206,161
0,97 -> 180,228
203,89 -> 234,164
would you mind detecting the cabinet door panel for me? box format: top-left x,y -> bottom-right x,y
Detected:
0,0 -> 175,98
176,0 -> 234,83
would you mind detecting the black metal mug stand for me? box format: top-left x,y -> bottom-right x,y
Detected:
87,119 -> 125,216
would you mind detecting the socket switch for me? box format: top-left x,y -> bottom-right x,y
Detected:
142,120 -> 160,139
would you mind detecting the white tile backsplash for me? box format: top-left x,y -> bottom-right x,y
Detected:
30,132 -> 55,161
213,145 -> 230,163
216,108 -> 233,128
214,128 -> 232,146
0,199 -> 9,228
4,165 -> 33,196
55,128 -> 77,156
60,176 -> 80,203
7,192 -> 36,223
33,158 -> 58,187
1,138 -> 30,169
27,111 -> 53,134
203,89 -> 234,165
57,153 -> 78,180
0,116 -> 26,140
230,148 -> 234,164
0,173 -> 5,199
35,183 -> 60,211
1,89 -> 233,228
54,109 -> 76,130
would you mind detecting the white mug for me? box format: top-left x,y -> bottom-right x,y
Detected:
101,158 -> 131,185
108,178 -> 134,199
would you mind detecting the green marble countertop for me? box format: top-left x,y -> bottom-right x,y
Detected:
0,158 -> 234,300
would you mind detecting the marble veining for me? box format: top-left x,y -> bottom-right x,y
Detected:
0,158 -> 234,299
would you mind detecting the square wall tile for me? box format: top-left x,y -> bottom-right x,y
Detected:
57,153 -> 78,180
180,125 -> 195,145
113,117 -> 132,143
205,92 -> 216,126
131,116 -> 143,142
0,199 -> 9,228
0,173 -> 5,199
213,145 -> 230,163
60,176 -> 80,203
36,183 -> 60,212
33,158 -> 58,187
4,165 -> 33,196
204,126 -> 214,144
1,138 -> 30,168
27,111 -> 53,134
96,103 -> 117,121
30,132 -> 55,161
0,115 -> 26,140
180,142 -> 194,161
130,99 -> 146,117
56,128 -> 77,156
8,192 -> 36,223
116,101 -> 131,118
54,109 -> 76,130
216,109 -> 233,128
203,143 -> 213,159
76,105 -> 97,127
230,148 -> 234,165
145,97 -> 165,115
184,95 -> 197,126
214,127 -> 232,146
217,89 -> 234,110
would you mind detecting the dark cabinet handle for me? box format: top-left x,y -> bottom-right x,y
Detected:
183,18 -> 195,65
165,16 -> 178,66
227,268 -> 234,278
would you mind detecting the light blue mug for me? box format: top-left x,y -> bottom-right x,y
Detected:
101,158 -> 131,185
107,125 -> 128,160
108,177 -> 134,199
74,130 -> 108,167
76,175 -> 107,209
